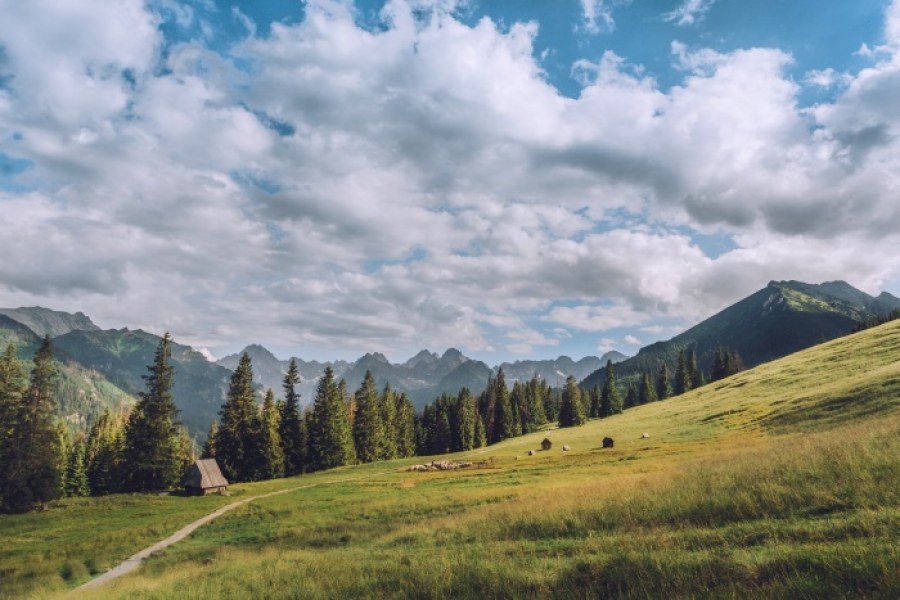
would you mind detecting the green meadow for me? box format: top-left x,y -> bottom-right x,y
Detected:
3,320 -> 899,599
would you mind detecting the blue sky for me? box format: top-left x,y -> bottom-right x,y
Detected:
1,0 -> 899,364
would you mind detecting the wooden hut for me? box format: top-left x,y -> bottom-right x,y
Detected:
182,459 -> 228,495
541,438 -> 552,451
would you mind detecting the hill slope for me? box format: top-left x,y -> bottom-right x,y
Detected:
53,329 -> 232,437
582,279 -> 899,390
5,320 -> 898,599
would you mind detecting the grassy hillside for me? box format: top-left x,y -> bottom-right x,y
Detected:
2,321 -> 898,599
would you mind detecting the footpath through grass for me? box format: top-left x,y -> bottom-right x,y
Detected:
2,320 -> 899,599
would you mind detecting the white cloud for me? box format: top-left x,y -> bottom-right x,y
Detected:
663,0 -> 718,27
1,0 -> 899,362
579,0 -> 632,34
623,334 -> 641,345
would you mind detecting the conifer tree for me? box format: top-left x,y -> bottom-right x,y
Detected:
0,344 -> 27,511
308,367 -> 356,470
393,392 -> 416,458
558,375 -> 586,427
3,337 -> 63,512
352,371 -> 384,463
122,333 -> 183,492
624,382 -> 638,409
474,413 -> 487,448
201,422 -> 218,459
525,376 -> 546,431
260,389 -> 285,479
587,384 -> 600,418
379,384 -> 398,460
675,350 -> 692,396
492,369 -> 515,443
86,409 -> 125,496
688,349 -> 702,389
64,439 -> 90,497
600,360 -> 622,417
480,374 -> 497,444
215,352 -> 264,482
279,359 -> 305,476
657,364 -> 673,400
638,371 -> 657,405
456,388 -> 476,450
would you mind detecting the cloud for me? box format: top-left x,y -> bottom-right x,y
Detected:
663,0 -> 718,27
578,0 -> 632,34
0,0 -> 899,362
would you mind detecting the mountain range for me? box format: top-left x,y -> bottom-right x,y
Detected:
581,280 -> 900,390
1,279 -> 896,440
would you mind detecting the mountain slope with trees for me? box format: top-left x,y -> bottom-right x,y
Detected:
581,279 -> 900,392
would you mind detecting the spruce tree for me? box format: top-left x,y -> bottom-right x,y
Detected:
4,337 -> 63,512
657,364 -> 673,400
474,413 -> 487,448
260,389 -> 285,479
638,372 -> 657,405
394,392 -> 416,458
279,358 -> 305,476
201,422 -> 218,459
0,344 -> 27,511
492,369 -> 515,443
122,333 -> 183,492
64,439 -> 90,497
352,371 -> 384,463
558,375 -> 586,427
600,359 -> 622,417
379,384 -> 398,460
86,409 -> 125,496
675,350 -> 692,396
215,352 -> 264,482
456,388 -> 476,450
525,376 -> 546,430
589,384 -> 602,419
624,383 -> 638,409
308,367 -> 356,471
688,349 -> 702,389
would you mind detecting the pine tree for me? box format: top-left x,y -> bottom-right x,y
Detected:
674,350 -> 690,396
352,371 -> 384,463
308,367 -> 356,471
657,364 -> 673,400
588,384 -> 601,419
279,358 -> 305,476
215,352 -> 264,482
379,384 -> 398,460
525,376 -> 546,431
624,383 -> 638,409
492,369 -> 515,443
599,360 -> 622,417
687,349 -> 701,389
638,372 -> 657,405
393,392 -> 416,458
202,422 -> 218,459
122,333 -> 183,492
64,439 -> 90,497
86,408 -> 126,496
260,389 -> 285,479
0,344 -> 27,511
474,413 -> 487,448
456,388 -> 476,450
3,337 -> 63,512
558,375 -> 586,427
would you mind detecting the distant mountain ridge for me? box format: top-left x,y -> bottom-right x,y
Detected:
217,346 -> 612,409
0,306 -> 100,338
581,279 -> 900,391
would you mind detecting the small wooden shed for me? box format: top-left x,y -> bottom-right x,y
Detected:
182,459 -> 228,495
541,438 -> 552,451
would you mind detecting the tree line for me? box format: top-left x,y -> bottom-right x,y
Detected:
1,332 -> 749,511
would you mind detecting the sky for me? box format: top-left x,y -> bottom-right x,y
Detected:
1,0 -> 899,364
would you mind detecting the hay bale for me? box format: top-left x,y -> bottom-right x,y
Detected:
562,444 -> 571,452
641,432 -> 650,439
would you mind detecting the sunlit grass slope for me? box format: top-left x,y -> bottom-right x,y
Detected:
2,321 -> 898,599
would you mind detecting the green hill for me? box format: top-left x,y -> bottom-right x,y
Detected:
52,329 -> 232,438
582,279 -> 900,390
2,319 -> 898,598
0,315 -> 135,430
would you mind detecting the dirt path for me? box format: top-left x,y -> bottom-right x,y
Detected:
77,470 -> 393,592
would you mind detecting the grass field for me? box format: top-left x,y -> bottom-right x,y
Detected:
2,320 -> 899,599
